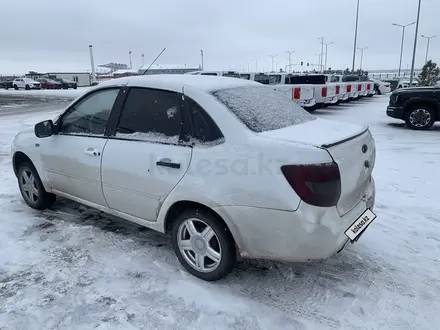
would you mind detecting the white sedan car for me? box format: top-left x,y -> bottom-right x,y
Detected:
11,75 -> 376,281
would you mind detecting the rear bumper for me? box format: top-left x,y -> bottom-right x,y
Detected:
386,105 -> 405,119
214,177 -> 376,263
298,98 -> 316,108
338,93 -> 349,101
324,96 -> 338,104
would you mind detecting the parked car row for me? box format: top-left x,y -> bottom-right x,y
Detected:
187,70 -> 388,111
0,77 -> 78,90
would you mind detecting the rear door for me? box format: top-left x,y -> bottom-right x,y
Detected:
101,87 -> 192,221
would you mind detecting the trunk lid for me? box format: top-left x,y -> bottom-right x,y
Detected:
258,118 -> 375,216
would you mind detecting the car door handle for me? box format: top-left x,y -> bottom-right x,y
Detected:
84,148 -> 101,156
156,158 -> 181,169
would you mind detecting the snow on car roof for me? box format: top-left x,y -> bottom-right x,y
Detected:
120,74 -> 260,92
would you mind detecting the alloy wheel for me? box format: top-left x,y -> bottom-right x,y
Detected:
177,218 -> 222,273
19,168 -> 39,205
409,109 -> 431,128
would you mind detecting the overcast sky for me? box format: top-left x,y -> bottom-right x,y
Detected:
0,0 -> 438,75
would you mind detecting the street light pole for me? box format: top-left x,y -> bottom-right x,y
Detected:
352,0 -> 360,72
318,37 -> 324,73
357,46 -> 368,70
392,21 -> 415,77
421,35 -> 436,63
200,50 -> 204,70
129,51 -> 132,69
285,50 -> 295,73
410,0 -> 422,85
269,55 -> 277,72
324,42 -> 334,72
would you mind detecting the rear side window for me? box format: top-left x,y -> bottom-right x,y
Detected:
201,73 -> 218,76
330,76 -> 339,82
185,97 -> 224,144
240,74 -> 251,80
116,88 -> 182,144
269,75 -> 281,84
212,86 -> 316,133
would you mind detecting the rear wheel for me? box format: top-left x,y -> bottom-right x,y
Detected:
13,85 -> 18,90
25,85 -> 30,90
405,105 -> 436,130
171,208 -> 236,281
17,162 -> 56,210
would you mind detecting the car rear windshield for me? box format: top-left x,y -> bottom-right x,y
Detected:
212,86 -> 316,133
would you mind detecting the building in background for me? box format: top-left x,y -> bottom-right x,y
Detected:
138,64 -> 200,75
24,71 -> 92,87
45,72 -> 91,87
112,69 -> 140,78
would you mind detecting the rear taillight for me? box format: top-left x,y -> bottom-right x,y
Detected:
347,85 -> 352,93
281,163 -> 341,207
293,87 -> 301,100
367,83 -> 371,90
357,84 -> 362,91
336,85 -> 340,94
322,87 -> 327,97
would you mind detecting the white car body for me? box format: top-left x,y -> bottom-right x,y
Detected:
12,78 -> 41,90
268,73 -> 316,109
370,79 -> 391,94
334,75 -> 359,99
397,79 -> 419,89
11,75 -> 376,280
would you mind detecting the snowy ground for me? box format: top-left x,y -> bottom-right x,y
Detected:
0,93 -> 439,330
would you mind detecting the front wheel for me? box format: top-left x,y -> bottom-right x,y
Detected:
13,85 -> 18,90
25,85 -> 30,90
17,162 -> 56,210
171,209 -> 236,281
405,105 -> 436,130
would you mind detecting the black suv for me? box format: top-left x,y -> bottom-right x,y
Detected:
387,87 -> 440,130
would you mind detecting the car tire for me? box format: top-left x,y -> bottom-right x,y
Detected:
405,105 -> 436,130
171,208 -> 236,281
73,86 -> 77,89
25,85 -> 30,90
13,85 -> 18,90
17,162 -> 56,210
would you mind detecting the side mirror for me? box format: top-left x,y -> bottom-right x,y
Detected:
34,120 -> 54,138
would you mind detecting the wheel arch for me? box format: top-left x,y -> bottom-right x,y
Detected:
161,200 -> 243,251
404,98 -> 439,120
12,151 -> 33,177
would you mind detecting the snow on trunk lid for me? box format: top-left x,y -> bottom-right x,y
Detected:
322,128 -> 375,216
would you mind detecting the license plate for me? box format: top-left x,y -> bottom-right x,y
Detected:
345,209 -> 377,241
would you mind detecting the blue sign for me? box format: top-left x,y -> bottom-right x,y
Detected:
364,71 -> 369,76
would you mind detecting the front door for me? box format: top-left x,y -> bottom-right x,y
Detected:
101,87 -> 192,221
39,88 -> 121,206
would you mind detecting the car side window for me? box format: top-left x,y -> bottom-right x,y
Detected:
115,88 -> 182,144
59,88 -> 120,136
185,97 -> 224,144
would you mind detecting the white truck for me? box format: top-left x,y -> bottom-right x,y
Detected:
268,73 -> 316,110
323,74 -> 349,103
186,70 -> 241,78
239,72 -> 270,84
302,74 -> 338,108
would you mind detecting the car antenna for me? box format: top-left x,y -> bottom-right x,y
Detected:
142,48 -> 166,75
